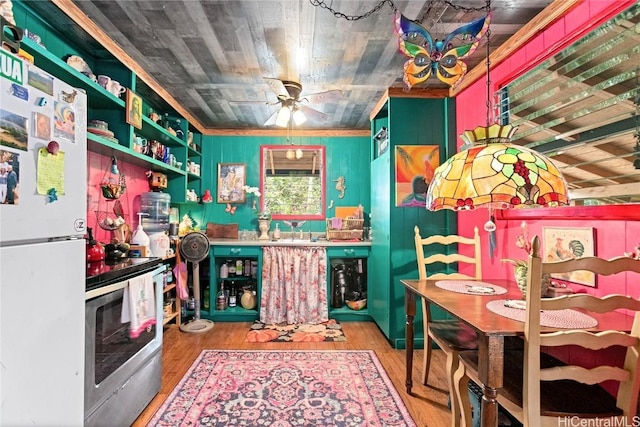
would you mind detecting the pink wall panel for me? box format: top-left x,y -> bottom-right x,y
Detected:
453,0 -> 639,383
455,0 -> 638,294
87,152 -> 152,243
523,32 -> 546,64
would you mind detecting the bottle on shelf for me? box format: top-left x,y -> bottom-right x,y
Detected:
216,281 -> 226,311
251,261 -> 258,278
203,285 -> 210,310
173,119 -> 184,140
244,259 -> 251,277
220,261 -> 228,279
228,260 -> 236,276
235,259 -> 243,276
273,223 -> 281,240
228,280 -> 237,307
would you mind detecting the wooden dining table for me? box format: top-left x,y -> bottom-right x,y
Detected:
400,278 -> 636,427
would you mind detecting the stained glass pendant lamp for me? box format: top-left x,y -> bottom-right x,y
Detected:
426,123 -> 569,211
425,2 -> 569,218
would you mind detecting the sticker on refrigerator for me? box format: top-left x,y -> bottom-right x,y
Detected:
0,149 -> 19,205
10,83 -> 28,100
53,101 -> 75,142
36,147 -> 65,196
27,65 -> 54,96
32,112 -> 51,140
0,109 -> 28,151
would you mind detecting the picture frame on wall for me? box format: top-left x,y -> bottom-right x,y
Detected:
125,89 -> 143,130
394,145 -> 439,207
217,163 -> 246,203
542,226 -> 596,287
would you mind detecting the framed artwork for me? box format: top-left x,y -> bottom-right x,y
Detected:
125,89 -> 143,129
217,163 -> 246,203
542,227 -> 596,287
394,145 -> 439,207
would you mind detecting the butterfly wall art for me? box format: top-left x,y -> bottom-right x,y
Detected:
394,12 -> 491,89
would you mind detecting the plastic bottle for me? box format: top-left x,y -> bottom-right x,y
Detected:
273,223 -> 281,240
220,262 -> 228,279
131,212 -> 151,255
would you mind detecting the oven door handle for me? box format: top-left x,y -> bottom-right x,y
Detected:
85,265 -> 166,300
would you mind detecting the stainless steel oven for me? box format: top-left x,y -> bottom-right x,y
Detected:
84,260 -> 166,427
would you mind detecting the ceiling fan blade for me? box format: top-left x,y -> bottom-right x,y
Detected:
264,78 -> 289,98
264,110 -> 279,126
303,90 -> 343,104
298,105 -> 329,123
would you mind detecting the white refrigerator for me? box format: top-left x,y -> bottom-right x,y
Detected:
0,49 -> 86,426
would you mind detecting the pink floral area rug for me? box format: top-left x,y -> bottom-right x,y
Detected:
245,319 -> 346,342
147,350 -> 416,427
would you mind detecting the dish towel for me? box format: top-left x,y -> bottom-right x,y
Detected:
121,272 -> 156,338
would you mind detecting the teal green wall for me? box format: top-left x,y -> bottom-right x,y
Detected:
192,135 -> 371,234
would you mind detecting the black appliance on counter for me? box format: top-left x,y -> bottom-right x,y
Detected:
330,259 -> 367,308
84,257 -> 166,427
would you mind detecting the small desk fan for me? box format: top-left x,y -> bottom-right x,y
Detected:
178,232 -> 214,333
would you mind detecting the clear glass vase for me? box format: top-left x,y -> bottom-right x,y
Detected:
514,266 -> 550,299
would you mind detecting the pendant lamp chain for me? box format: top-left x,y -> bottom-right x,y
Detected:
485,0 -> 492,127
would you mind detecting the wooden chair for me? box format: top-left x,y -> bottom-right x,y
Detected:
414,226 -> 482,427
453,235 -> 640,427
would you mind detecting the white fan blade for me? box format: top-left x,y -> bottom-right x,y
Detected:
264,78 -> 289,98
264,110 -> 279,126
298,105 -> 329,123
303,90 -> 343,104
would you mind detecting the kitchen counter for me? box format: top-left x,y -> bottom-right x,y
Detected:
207,238 -> 371,247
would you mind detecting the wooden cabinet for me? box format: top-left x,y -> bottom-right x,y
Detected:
369,95 -> 458,348
209,245 -> 261,322
206,243 -> 371,323
327,246 -> 370,321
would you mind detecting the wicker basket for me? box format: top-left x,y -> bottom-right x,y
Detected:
326,218 -> 364,240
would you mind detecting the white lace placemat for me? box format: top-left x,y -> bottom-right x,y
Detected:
435,280 -> 507,295
435,280 -> 508,295
486,299 -> 598,329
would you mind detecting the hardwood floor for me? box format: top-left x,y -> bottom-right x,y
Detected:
132,321 -> 452,427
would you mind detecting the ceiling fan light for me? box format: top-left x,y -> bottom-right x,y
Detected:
295,148 -> 304,159
275,107 -> 291,127
286,149 -> 295,160
293,109 -> 306,126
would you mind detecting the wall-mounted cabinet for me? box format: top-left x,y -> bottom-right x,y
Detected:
13,1 -> 202,204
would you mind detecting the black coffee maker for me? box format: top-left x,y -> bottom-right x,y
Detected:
330,263 -> 350,308
330,261 -> 365,308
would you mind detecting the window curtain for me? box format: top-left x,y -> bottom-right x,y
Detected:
260,246 -> 328,324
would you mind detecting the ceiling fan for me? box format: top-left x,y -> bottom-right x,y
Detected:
236,78 -> 343,127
